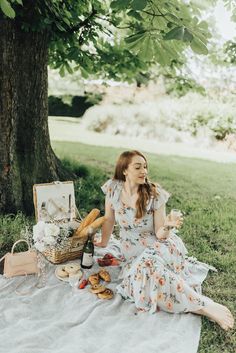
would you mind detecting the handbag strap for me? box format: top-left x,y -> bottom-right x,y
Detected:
11,239 -> 30,254
14,252 -> 47,295
0,239 -> 30,262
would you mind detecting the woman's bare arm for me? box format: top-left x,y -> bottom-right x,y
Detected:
95,197 -> 115,247
153,204 -> 170,240
154,204 -> 184,239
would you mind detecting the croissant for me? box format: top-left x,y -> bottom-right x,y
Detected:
74,208 -> 100,237
97,288 -> 113,300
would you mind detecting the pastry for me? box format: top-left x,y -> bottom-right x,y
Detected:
97,288 -> 113,300
99,269 -> 111,282
57,267 -> 69,278
88,273 -> 100,286
90,284 -> 106,294
65,264 -> 80,275
74,209 -> 100,237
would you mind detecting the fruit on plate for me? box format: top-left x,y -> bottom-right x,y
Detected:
97,253 -> 121,267
103,253 -> 114,260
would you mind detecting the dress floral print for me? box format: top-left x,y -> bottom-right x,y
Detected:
101,179 -> 215,314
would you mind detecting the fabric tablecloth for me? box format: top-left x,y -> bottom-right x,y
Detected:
0,249 -> 202,353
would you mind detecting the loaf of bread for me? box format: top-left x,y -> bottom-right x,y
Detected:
74,208 -> 100,237
89,216 -> 106,230
77,216 -> 106,238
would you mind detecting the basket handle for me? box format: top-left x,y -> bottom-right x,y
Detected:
11,239 -> 30,254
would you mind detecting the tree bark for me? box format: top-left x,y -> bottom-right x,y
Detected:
0,19 -> 72,215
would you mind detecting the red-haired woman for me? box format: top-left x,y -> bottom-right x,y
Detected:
96,150 -> 234,330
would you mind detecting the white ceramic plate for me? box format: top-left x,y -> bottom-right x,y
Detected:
55,263 -> 83,282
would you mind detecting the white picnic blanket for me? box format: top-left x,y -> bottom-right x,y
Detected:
0,249 -> 202,353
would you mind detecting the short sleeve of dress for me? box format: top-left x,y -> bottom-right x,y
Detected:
101,179 -> 123,210
152,185 -> 170,211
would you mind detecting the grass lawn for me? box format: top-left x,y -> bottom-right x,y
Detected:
52,141 -> 236,353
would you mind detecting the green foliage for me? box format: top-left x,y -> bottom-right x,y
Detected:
223,0 -> 236,22
61,158 -> 90,179
224,40 -> 236,64
85,92 -> 103,105
95,40 -> 151,82
164,27 -> 193,42
0,0 -> 16,18
165,75 -> 205,97
122,1 -> 211,63
60,158 -> 107,215
0,0 -> 217,82
208,115 -> 236,140
0,213 -> 32,258
48,93 -> 100,117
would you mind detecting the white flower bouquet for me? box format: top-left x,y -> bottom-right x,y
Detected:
33,221 -> 74,252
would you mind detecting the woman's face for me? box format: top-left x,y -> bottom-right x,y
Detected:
124,155 -> 148,185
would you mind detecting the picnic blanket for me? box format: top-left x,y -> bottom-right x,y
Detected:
0,245 -> 202,353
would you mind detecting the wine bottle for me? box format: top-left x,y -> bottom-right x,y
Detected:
81,230 -> 94,269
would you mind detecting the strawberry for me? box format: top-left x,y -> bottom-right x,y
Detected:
97,258 -> 112,266
103,253 -> 114,260
78,279 -> 88,289
111,258 -> 120,266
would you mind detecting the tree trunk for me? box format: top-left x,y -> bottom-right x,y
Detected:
0,19 -> 72,215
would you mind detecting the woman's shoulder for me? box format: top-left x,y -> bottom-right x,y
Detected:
149,182 -> 169,196
101,178 -> 123,195
148,182 -> 171,210
156,183 -> 170,196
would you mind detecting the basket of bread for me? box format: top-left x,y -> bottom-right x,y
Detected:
34,208 -> 105,264
33,181 -> 106,264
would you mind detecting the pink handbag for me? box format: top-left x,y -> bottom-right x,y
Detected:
0,239 -> 39,278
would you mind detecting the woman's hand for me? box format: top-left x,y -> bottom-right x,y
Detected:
156,226 -> 170,240
93,240 -> 107,248
164,212 -> 183,229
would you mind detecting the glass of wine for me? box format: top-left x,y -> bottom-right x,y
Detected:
168,209 -> 183,229
170,209 -> 182,222
68,274 -> 80,296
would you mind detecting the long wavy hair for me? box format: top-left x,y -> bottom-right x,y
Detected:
113,150 -> 158,218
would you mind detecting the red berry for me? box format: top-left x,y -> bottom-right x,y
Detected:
111,258 -> 120,266
97,258 -> 112,266
103,253 -> 114,260
79,279 -> 88,289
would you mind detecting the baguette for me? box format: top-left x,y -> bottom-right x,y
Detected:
89,216 -> 106,230
76,216 -> 106,238
74,208 -> 100,237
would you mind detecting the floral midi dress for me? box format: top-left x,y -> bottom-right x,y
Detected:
101,179 -> 215,314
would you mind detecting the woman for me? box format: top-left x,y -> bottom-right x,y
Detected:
95,150 -> 234,330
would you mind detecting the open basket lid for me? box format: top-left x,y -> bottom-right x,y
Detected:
33,181 -> 76,222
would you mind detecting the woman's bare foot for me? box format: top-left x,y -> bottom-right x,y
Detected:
193,302 -> 234,330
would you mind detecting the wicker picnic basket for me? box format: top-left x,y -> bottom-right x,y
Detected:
33,181 -> 88,264
42,236 -> 87,264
